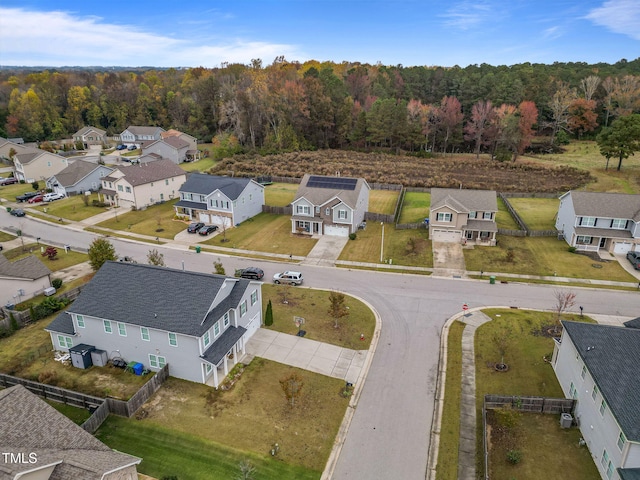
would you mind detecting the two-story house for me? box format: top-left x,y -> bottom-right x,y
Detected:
290,174 -> 370,237
161,129 -> 200,161
99,159 -> 186,210
119,126 -> 165,148
0,137 -> 32,160
13,150 -> 68,183
73,126 -> 107,148
429,188 -> 498,245
556,191 -> 640,254
174,173 -> 265,228
552,321 -> 640,480
45,262 -> 263,387
142,136 -> 190,164
47,159 -> 113,196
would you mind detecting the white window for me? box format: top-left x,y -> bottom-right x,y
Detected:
233,200 -> 237,207
483,212 -> 492,219
204,330 -> 210,347
297,205 -> 310,215
223,312 -> 230,327
468,211 -> 477,219
325,207 -> 330,215
618,431 -> 626,451
436,212 -> 452,222
600,399 -> 607,416
214,321 -> 220,337
76,315 -> 84,328
315,206 -> 320,213
581,216 -> 596,226
149,354 -> 166,369
168,332 -> 178,347
125,186 -> 131,193
581,365 -> 586,379
104,320 -> 112,333
240,300 -> 247,317
117,185 -> 123,192
141,327 -> 150,341
242,197 -> 245,204
165,179 -> 169,185
338,209 -> 347,220
57,335 -> 72,349
576,236 -> 592,245
611,218 -> 626,229
118,322 -> 127,336
569,382 -> 575,398
601,449 -> 609,468
251,290 -> 258,306
205,363 -> 212,374
606,461 -> 613,479
592,384 -> 599,401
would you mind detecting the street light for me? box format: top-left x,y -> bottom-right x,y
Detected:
380,222 -> 384,263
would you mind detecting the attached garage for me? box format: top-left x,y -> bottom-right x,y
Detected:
613,241 -> 633,254
245,313 -> 260,337
324,225 -> 349,237
211,215 -> 232,228
431,229 -> 461,243
198,212 -> 211,223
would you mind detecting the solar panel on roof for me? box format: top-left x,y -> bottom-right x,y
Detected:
307,176 -> 357,190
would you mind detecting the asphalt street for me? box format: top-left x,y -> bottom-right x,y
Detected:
3,209 -> 640,479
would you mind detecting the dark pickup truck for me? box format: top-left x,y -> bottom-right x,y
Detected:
16,191 -> 39,202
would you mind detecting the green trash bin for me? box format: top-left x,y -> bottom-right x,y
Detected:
6,207 -> 11,213
489,275 -> 496,285
195,246 -> 201,253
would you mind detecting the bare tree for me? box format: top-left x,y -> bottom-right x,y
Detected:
548,82 -> 577,145
552,290 -> 577,334
492,327 -> 514,369
580,75 -> 601,101
280,371 -> 304,407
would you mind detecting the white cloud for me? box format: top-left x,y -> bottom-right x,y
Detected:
440,1 -> 493,30
0,7 -> 304,66
585,0 -> 640,40
542,26 -> 563,40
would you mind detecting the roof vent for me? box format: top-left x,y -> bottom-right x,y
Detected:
586,346 -> 596,351
154,313 -> 157,318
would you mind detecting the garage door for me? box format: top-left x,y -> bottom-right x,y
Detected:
613,241 -> 632,254
431,229 -> 461,243
211,215 -> 232,228
324,225 -> 349,237
245,313 -> 260,338
198,213 -> 210,223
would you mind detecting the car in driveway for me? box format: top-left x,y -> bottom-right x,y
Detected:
627,251 -> 640,270
28,194 -> 44,204
235,267 -> 265,280
127,145 -> 137,151
187,222 -> 205,233
198,225 -> 218,236
42,192 -> 65,202
273,271 -> 303,285
0,177 -> 19,186
115,144 -> 127,150
16,191 -> 39,202
9,208 -> 25,217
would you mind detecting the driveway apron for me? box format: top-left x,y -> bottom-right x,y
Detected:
432,241 -> 467,277
302,235 -> 349,267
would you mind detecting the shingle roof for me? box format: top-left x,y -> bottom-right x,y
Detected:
49,159 -> 112,187
114,159 -> 185,186
618,468 -> 640,480
624,317 -> 640,329
46,312 -> 75,335
294,174 -> 369,209
201,326 -> 247,365
174,199 -> 207,210
161,136 -> 189,149
562,321 -> 640,441
125,125 -> 165,136
566,191 -> 640,221
0,254 -> 51,280
74,126 -> 106,137
47,262 -> 251,337
14,150 -> 44,164
431,188 -> 498,212
0,385 -> 140,480
178,173 -> 254,200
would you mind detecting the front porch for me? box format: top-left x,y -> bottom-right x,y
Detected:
201,326 -> 247,388
292,218 -> 322,236
464,219 -> 497,246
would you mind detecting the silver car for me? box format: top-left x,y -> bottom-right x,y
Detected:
273,271 -> 303,285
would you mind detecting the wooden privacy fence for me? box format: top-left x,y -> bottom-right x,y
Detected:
105,364 -> 170,418
484,394 -> 575,414
497,228 -> 526,237
365,211 -> 394,223
396,222 -> 427,230
498,193 -> 528,231
262,205 -> 292,215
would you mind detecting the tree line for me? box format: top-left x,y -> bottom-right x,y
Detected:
1,57 -> 639,157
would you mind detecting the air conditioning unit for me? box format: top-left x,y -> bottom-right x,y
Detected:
43,287 -> 56,297
560,413 -> 573,428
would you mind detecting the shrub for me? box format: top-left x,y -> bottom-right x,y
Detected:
568,246 -> 576,253
264,300 -> 273,326
91,200 -> 107,207
9,312 -> 19,332
0,326 -> 12,339
51,278 -> 63,289
38,370 -> 58,383
506,449 -> 522,465
349,233 -> 357,240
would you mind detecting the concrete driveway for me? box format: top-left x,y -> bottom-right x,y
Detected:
302,235 -> 349,267
614,252 -> 640,281
432,241 -> 466,277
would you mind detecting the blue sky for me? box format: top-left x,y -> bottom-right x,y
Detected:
0,0 -> 638,67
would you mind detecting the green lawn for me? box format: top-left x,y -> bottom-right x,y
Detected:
463,235 -> 637,281
495,197 -> 520,230
339,222 -> 433,267
262,285 -> 375,350
3,242 -> 89,272
0,182 -> 39,201
508,197 -> 559,231
47,400 -> 92,425
180,157 -> 218,173
369,189 -> 400,215
435,320 -> 465,480
264,182 -> 298,206
32,193 -> 109,221
95,199 -> 187,239
398,191 -> 430,224
0,231 -> 16,242
200,213 -> 318,256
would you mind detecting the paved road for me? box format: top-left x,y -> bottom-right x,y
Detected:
3,210 -> 640,479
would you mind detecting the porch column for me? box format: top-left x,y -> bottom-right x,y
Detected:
240,338 -> 246,356
212,367 -> 219,387
232,345 -> 238,366
223,356 -> 229,376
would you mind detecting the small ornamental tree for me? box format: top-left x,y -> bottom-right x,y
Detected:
213,259 -> 225,275
41,246 -> 58,261
31,181 -> 39,191
264,300 -> 273,326
280,371 -> 304,407
552,290 -> 577,335
88,238 -> 117,271
328,291 -> 349,328
147,248 -> 165,266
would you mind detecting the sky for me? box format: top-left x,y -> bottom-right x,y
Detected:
0,0 -> 639,68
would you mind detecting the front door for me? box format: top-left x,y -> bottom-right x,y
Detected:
599,238 -> 606,248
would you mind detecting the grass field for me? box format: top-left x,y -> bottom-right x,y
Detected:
95,200 -> 187,239
46,400 -> 92,425
508,197 -> 559,231
3,242 -> 88,271
464,235 -> 637,282
398,191 -> 430,223
32,193 -> 108,221
264,182 -> 298,206
0,231 -> 16,242
369,189 -> 400,215
0,182 -> 38,200
261,285 -> 375,350
339,222 -> 433,267
495,197 -> 520,230
180,157 -> 218,173
201,213 -> 318,256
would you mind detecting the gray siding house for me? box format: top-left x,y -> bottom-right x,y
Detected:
553,321 -> 640,480
556,191 -> 640,254
119,126 -> 165,148
142,136 -> 190,164
291,174 -> 370,237
45,262 -> 262,388
73,126 -> 107,147
174,173 -> 265,228
46,159 -> 113,196
429,188 -> 498,245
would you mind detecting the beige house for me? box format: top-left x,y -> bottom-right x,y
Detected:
100,159 -> 186,209
0,254 -> 52,306
161,129 -> 200,161
0,137 -> 32,160
429,188 -> 498,245
73,126 -> 107,147
13,150 -> 68,183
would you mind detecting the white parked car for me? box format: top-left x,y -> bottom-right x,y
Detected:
273,271 -> 303,285
42,192 -> 65,202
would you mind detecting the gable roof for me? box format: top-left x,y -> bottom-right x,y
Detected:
49,159 -> 112,187
178,173 -> 258,200
124,125 -> 165,136
565,191 -> 640,221
74,126 -> 106,137
114,159 -> 185,186
0,384 -> 140,480
162,135 -> 189,149
562,321 -> 640,441
294,173 -> 369,209
0,254 -> 51,280
46,262 -> 252,337
14,150 -> 46,164
161,129 -> 196,141
431,188 -> 498,213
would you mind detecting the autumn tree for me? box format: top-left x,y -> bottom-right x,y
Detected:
580,75 -> 600,101
464,100 -> 496,159
147,248 -> 165,266
547,82 -> 576,145
328,291 -> 349,328
280,371 -> 304,407
568,98 -> 598,138
552,290 -> 577,335
41,246 -> 58,261
597,114 -> 640,171
88,238 -> 117,271
437,96 -> 463,154
516,100 -> 538,158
